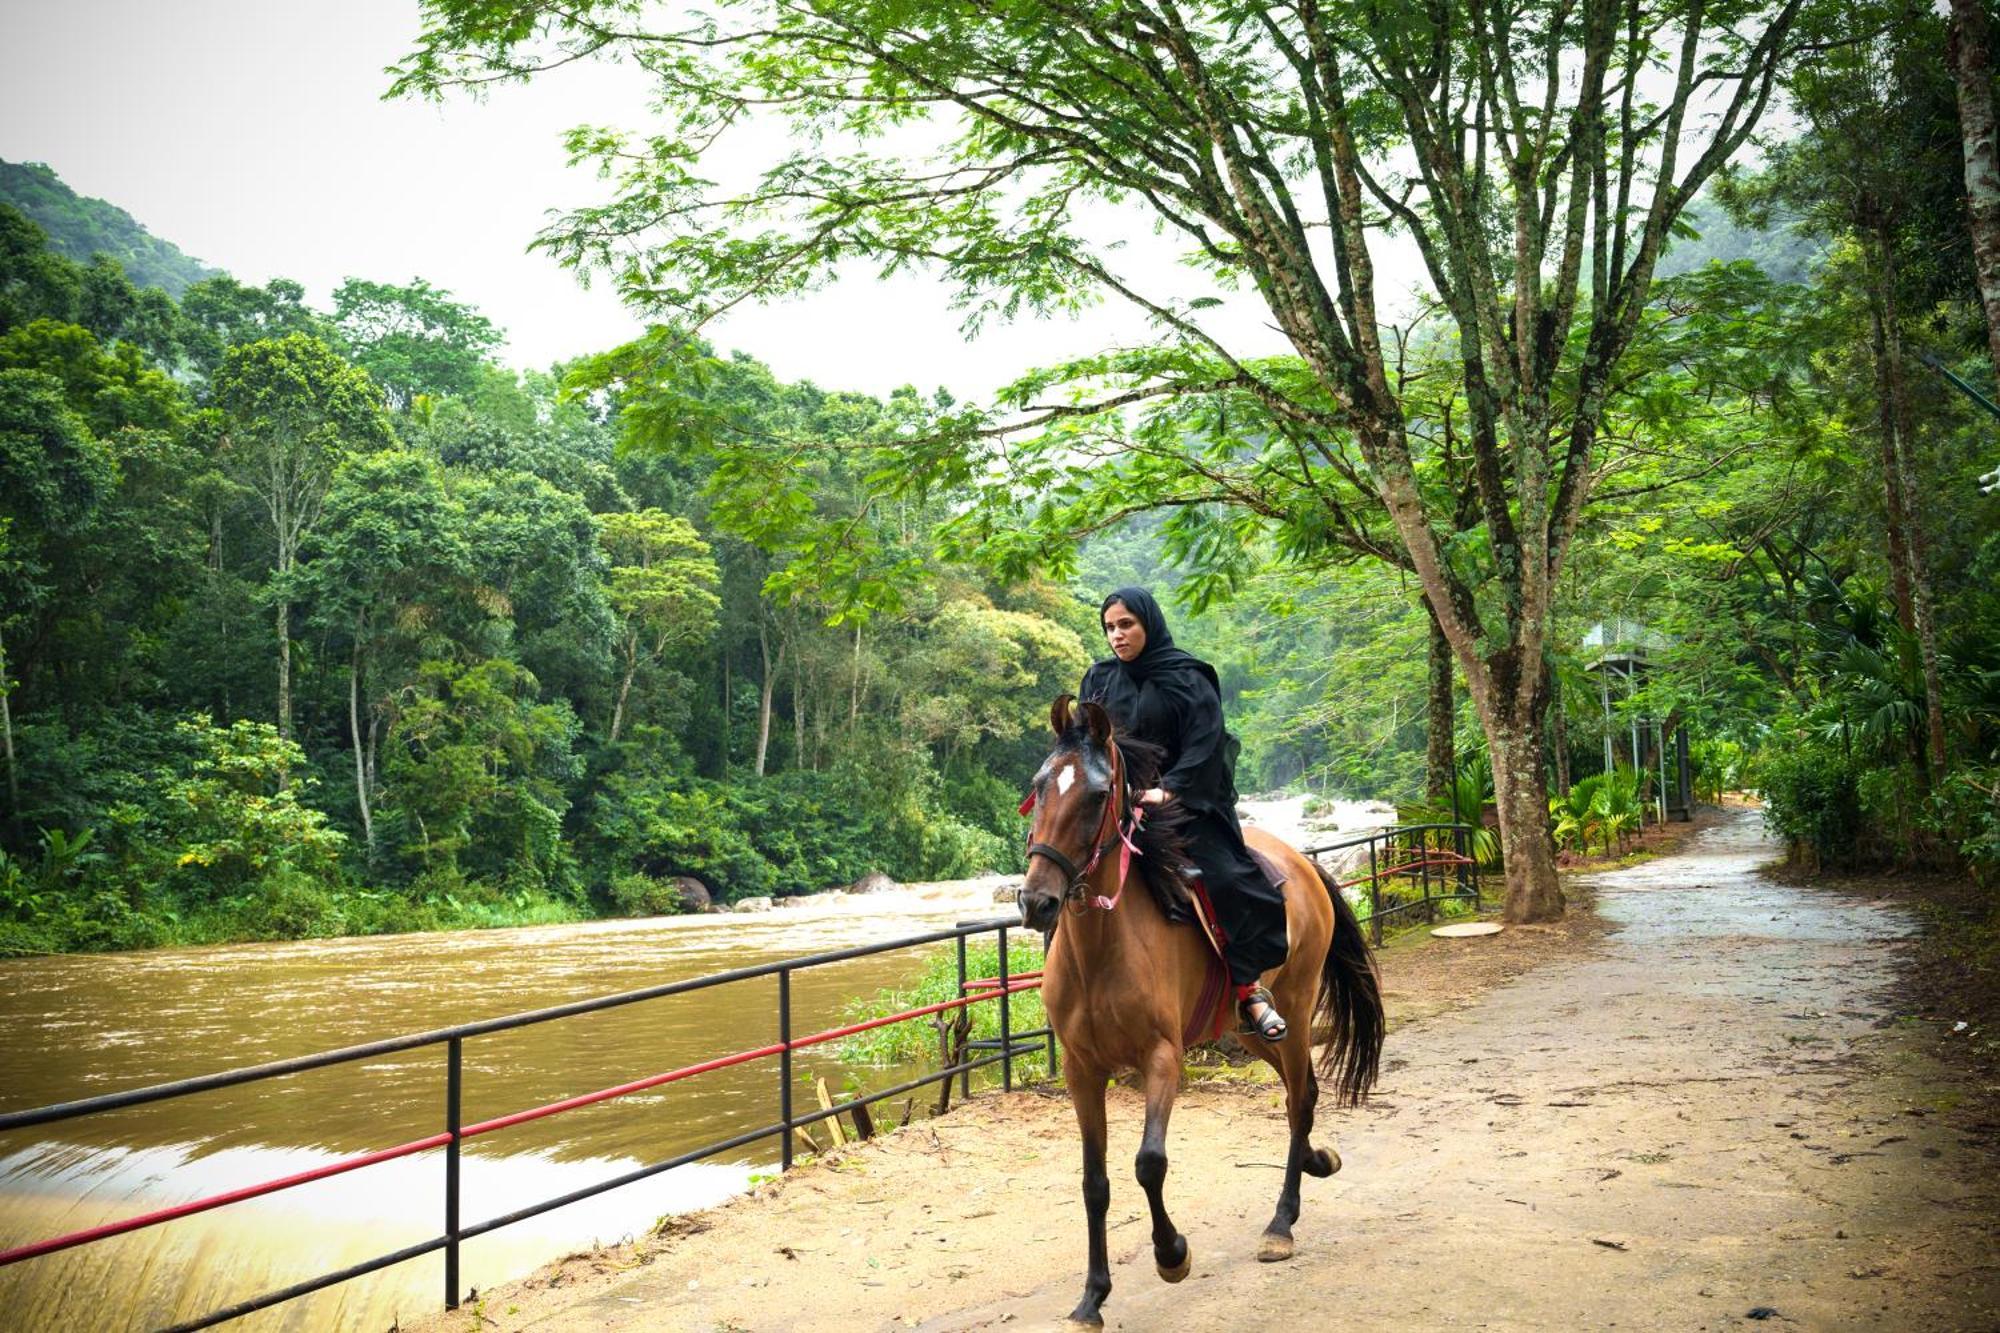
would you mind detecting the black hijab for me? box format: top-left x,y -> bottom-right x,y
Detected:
1084,586 -> 1235,817
1097,586 -> 1207,685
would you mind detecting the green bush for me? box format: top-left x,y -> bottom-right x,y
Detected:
1755,744 -> 1861,871
236,868 -> 348,939
1926,765 -> 2000,886
607,870 -> 689,917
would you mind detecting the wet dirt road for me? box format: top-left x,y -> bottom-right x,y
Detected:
413,810 -> 2000,1332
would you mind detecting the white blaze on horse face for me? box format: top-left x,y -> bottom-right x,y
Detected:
1055,762 -> 1077,796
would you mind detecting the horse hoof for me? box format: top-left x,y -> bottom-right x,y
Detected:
1257,1233 -> 1295,1263
1063,1320 -> 1105,1331
1157,1244 -> 1191,1283
1304,1147 -> 1341,1178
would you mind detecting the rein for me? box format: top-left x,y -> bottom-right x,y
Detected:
1022,740 -> 1146,913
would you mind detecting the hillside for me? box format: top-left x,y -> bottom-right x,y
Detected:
0,159 -> 220,295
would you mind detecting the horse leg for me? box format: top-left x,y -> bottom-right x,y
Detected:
1134,1041 -> 1190,1283
1258,1022 -> 1324,1262
1063,1060 -> 1114,1329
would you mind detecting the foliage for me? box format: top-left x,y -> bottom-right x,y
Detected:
332,277 -> 503,408
1756,743 -> 1863,872
1398,754 -> 1499,868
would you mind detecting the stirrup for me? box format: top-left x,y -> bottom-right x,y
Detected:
1236,985 -> 1288,1042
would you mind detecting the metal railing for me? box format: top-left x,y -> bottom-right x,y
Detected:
1304,822 -> 1482,944
0,916 -> 1046,1331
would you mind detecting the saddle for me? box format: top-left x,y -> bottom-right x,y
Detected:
1165,848 -> 1288,1045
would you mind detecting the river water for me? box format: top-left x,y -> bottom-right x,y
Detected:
0,796 -> 1386,1332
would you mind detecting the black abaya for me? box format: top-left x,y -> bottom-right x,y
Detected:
1081,588 -> 1289,986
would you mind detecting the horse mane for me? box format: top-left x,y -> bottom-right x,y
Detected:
1054,722 -> 1199,918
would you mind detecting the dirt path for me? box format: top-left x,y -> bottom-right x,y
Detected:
421,811 -> 2000,1332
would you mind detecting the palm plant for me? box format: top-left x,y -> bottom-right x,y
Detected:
1550,774 -> 1606,855
1398,753 -> 1500,868
1593,767 -> 1643,853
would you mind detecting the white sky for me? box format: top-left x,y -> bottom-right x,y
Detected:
0,0 -> 1377,402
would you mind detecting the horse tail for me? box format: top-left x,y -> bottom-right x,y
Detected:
1311,858 -> 1384,1108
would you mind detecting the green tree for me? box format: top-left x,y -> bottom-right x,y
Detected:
179,275 -> 331,377
599,510 -> 721,743
302,450 -> 470,855
332,276 -> 503,409
211,334 -> 393,744
397,0 -> 1813,922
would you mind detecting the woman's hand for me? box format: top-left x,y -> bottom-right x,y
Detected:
1138,787 -> 1172,807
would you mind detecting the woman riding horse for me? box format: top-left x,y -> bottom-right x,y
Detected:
1079,586 -> 1291,1041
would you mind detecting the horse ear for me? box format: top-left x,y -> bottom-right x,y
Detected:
1050,693 -> 1076,737
1080,700 -> 1114,746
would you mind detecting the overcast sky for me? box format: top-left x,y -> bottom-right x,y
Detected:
1,1 -> 1392,402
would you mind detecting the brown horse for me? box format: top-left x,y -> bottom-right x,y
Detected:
1017,696 -> 1383,1329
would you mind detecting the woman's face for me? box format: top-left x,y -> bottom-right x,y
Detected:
1103,600 -> 1146,662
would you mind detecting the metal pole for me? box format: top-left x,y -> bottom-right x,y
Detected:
1368,839 -> 1382,946
997,926 -> 1013,1092
778,969 -> 793,1172
1600,669 -> 1613,775
955,934 -> 970,1101
1455,824 -> 1470,899
1420,828 -> 1433,923
1657,720 -> 1669,823
444,1037 -> 461,1310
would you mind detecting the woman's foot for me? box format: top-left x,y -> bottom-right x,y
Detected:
1236,985 -> 1287,1042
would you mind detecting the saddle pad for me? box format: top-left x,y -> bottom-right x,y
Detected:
1247,846 -> 1289,891
1181,876 -> 1231,1046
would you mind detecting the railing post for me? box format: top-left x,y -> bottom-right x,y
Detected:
1421,827 -> 1434,923
998,925 -> 1013,1093
1455,824 -> 1470,901
1368,839 -> 1382,946
444,1036 -> 462,1311
956,933 -> 971,1100
778,968 -> 794,1172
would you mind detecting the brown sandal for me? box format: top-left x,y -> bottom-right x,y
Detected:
1236,985 -> 1288,1042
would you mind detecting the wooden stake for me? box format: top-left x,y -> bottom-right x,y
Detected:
815,1076 -> 847,1147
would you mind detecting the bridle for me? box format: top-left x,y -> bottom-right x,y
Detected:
1021,738 -> 1146,913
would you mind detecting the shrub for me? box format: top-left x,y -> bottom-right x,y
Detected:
237,868 -> 347,939
1755,744 -> 1861,871
607,870 -> 689,917
1926,765 -> 2000,887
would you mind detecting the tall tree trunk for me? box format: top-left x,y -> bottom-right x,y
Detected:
275,593 -> 292,742
720,647 -> 731,779
1423,602 -> 1454,801
610,630 -> 638,743
1485,709 -> 1565,923
1549,669 -> 1572,797
349,641 -> 373,856
793,643 -> 806,772
1951,0 -> 2000,387
0,621 -> 18,836
1869,230 -> 1952,776
755,619 -> 777,779
849,622 -> 863,735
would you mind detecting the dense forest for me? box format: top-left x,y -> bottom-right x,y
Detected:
3,0 -> 1999,956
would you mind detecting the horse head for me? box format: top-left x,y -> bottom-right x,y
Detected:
1016,694 -> 1123,932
